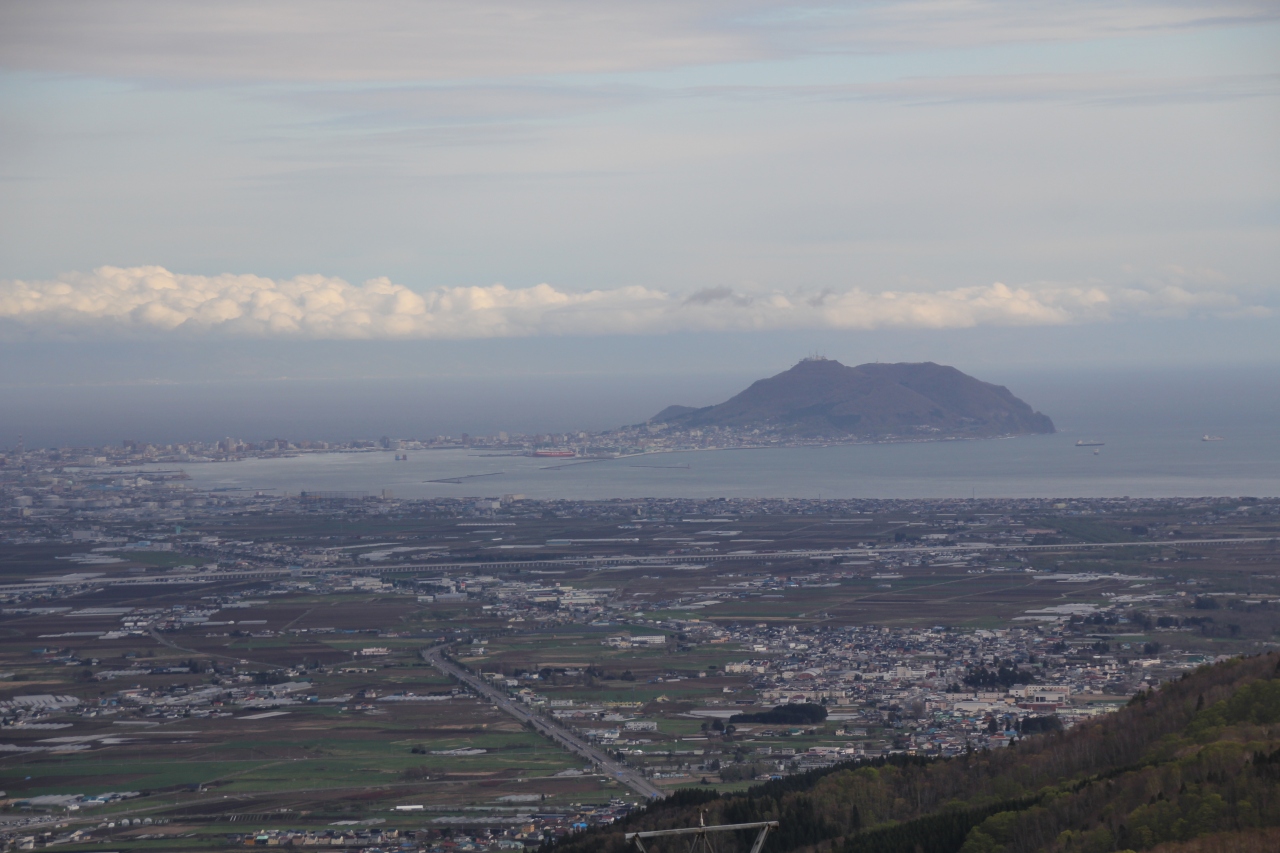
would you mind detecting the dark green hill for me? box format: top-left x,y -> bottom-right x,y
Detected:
546,653 -> 1280,853
650,359 -> 1054,439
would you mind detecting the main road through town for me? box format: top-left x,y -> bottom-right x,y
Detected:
421,645 -> 666,801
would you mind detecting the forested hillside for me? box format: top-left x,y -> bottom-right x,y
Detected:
547,653 -> 1280,853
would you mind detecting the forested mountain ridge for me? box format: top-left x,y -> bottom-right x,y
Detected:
546,653 -> 1280,853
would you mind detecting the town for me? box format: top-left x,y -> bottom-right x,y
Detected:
0,410 -> 1036,476
2,445 -> 1278,850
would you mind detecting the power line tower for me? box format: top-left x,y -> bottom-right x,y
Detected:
625,813 -> 778,853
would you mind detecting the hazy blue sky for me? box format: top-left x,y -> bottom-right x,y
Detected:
1,1 -> 1277,389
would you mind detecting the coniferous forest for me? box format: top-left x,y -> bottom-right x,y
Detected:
545,653 -> 1280,853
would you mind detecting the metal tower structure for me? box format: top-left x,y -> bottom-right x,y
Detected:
625,814 -> 779,853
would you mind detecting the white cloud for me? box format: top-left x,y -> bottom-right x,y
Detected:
0,266 -> 1264,341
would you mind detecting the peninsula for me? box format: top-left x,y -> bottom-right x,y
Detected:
33,359 -> 1055,466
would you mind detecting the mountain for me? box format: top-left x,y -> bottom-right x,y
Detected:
650,358 -> 1054,439
548,653 -> 1280,853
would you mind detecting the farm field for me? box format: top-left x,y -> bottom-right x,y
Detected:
2,496 -> 1278,849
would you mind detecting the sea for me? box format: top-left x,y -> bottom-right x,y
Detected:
171,367 -> 1280,500
177,431 -> 1277,501
7,365 -> 1277,499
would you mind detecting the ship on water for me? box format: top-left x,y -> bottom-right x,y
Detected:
1075,439 -> 1104,447
532,449 -> 576,458
1202,434 -> 1225,442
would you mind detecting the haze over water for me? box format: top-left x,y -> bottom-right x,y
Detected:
171,367 -> 1280,500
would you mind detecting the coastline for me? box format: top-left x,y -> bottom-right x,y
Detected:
130,429 -> 1054,470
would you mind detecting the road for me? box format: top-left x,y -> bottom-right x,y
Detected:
421,645 -> 665,801
148,626 -> 278,669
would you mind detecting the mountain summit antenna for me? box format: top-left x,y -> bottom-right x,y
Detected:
626,819 -> 778,853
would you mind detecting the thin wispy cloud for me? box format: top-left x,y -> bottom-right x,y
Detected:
2,2 -> 1271,83
0,1 -> 766,82
0,267 -> 1264,341
742,72 -> 1280,108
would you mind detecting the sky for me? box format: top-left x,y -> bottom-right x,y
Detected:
1,0 -> 1278,405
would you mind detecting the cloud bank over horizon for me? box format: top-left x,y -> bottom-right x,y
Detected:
0,266 -> 1265,341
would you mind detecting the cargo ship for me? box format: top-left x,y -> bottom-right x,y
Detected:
1202,435 -> 1225,442
532,449 -> 576,458
1075,440 -> 1104,447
